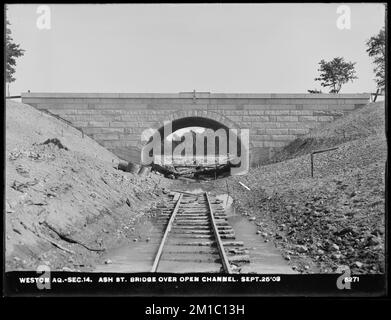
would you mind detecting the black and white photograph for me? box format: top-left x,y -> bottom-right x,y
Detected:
3,3 -> 387,298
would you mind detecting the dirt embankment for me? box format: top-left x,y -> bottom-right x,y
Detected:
6,101 -> 169,271
215,102 -> 386,274
269,101 -> 385,164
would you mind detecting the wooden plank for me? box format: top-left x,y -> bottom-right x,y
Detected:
173,192 -> 180,202
170,189 -> 202,196
206,192 -> 232,274
151,193 -> 183,272
312,147 -> 339,155
238,181 -> 251,191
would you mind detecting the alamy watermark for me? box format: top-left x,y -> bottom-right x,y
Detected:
36,5 -> 51,30
336,5 -> 351,30
336,266 -> 352,290
36,264 -> 51,290
140,121 -> 250,176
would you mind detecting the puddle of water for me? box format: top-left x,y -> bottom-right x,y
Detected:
184,188 -> 204,194
216,193 -> 296,274
215,194 -> 234,214
94,217 -> 163,273
227,215 -> 296,274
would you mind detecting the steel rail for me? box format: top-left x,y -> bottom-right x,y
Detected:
151,193 -> 183,272
205,192 -> 232,274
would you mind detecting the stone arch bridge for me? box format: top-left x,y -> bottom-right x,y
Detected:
21,92 -> 370,167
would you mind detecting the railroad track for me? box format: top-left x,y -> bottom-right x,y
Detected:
151,191 -> 249,273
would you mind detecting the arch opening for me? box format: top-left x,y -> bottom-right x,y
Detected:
142,116 -> 248,179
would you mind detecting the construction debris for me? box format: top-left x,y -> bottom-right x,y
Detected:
41,138 -> 69,150
151,161 -> 231,180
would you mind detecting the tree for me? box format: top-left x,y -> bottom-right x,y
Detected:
6,7 -> 25,85
314,57 -> 357,93
366,27 -> 385,89
307,89 -> 323,94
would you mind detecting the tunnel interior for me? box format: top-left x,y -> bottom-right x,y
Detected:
144,117 -> 245,179
154,117 -> 242,157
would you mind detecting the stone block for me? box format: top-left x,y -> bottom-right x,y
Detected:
265,128 -> 289,135
76,109 -> 107,114
313,110 -> 344,117
88,121 -> 110,127
240,122 -> 252,128
271,134 -> 296,141
72,121 -> 89,127
83,127 -> 125,135
252,135 -> 271,141
264,141 -> 289,148
242,116 -> 254,122
299,115 -> 318,122
334,103 -> 356,110
51,108 -> 78,115
248,110 -> 265,115
290,110 -> 313,116
262,122 -> 279,128
242,105 -> 267,110
276,115 -> 299,122
251,141 -> 264,147
77,115 -> 115,121
93,133 -> 119,140
288,128 -> 308,135
275,122 -> 302,128
265,110 -> 290,115
92,103 -> 146,110
338,99 -> 369,105
302,104 -> 332,110
249,128 -> 258,135
227,115 -> 242,122
244,104 -> 294,110
317,116 -> 334,122
118,134 -> 140,141
234,110 -> 249,115
221,110 -> 235,115
297,122 -> 319,129
100,140 -> 138,148
137,122 -> 156,128
299,98 -> 340,105
110,121 -> 138,127
254,115 -> 269,121
250,121 -> 272,128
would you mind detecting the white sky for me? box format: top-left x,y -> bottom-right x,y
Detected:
166,127 -> 205,141
7,3 -> 386,95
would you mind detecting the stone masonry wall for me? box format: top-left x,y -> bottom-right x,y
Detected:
21,93 -> 370,166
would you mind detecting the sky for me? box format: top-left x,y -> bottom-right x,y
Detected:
6,3 -> 386,95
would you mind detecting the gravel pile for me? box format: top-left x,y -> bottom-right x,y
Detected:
215,102 -> 386,274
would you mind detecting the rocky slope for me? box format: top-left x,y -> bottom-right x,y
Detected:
215,102 -> 386,274
6,101 -> 168,271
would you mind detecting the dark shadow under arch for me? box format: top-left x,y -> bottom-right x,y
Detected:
149,116 -> 244,158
